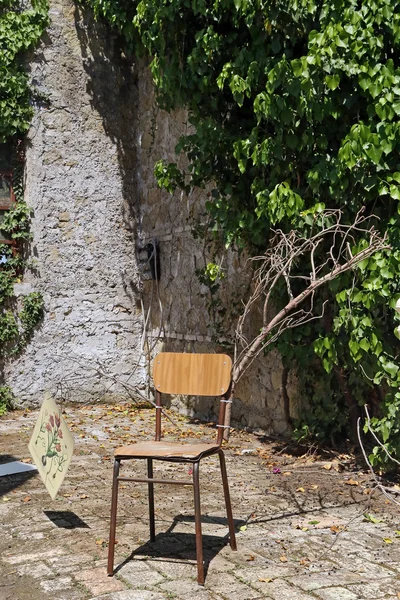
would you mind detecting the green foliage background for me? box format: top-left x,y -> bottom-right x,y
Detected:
92,0 -> 400,466
0,0 -> 49,140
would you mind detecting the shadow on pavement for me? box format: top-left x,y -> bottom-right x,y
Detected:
43,510 -> 90,529
114,513 -> 243,581
0,455 -> 38,497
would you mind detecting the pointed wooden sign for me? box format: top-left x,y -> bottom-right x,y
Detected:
28,394 -> 74,500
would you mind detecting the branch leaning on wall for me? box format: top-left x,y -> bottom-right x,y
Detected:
223,210 -> 389,439
358,406 -> 400,506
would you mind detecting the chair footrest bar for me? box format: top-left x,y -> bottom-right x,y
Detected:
118,476 -> 193,486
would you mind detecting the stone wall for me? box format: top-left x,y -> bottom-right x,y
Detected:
2,0 -> 299,435
3,0 -> 146,404
135,66 -> 295,436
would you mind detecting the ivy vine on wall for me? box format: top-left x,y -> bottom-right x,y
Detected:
88,0 -> 400,468
0,0 -> 48,413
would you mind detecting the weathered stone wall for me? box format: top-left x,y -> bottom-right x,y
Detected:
135,66 -> 295,436
3,0 -> 299,435
3,0 -> 146,404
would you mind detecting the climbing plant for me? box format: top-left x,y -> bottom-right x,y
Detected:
0,0 -> 49,140
88,0 -> 400,468
0,150 -> 44,358
0,0 -> 48,379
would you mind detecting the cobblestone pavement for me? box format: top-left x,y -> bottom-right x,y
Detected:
0,404 -> 400,600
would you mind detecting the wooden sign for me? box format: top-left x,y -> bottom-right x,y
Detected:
28,394 -> 74,500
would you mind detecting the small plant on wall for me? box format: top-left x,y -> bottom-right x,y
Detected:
0,156 -> 44,358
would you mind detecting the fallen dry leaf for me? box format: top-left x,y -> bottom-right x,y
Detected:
22,496 -> 31,503
80,494 -> 89,499
363,513 -> 383,524
310,484 -> 319,490
330,525 -> 343,534
283,471 -> 292,476
295,523 -> 309,531
280,555 -> 288,562
246,555 -> 255,562
95,539 -> 104,546
344,479 -> 359,486
299,559 -> 310,565
322,463 -> 332,470
296,487 -> 305,493
383,538 -> 393,544
258,577 -> 273,583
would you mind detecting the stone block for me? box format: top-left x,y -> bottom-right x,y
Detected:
40,577 -> 74,593
315,588 -> 359,600
89,591 -> 166,600
117,560 -> 165,587
74,566 -> 126,596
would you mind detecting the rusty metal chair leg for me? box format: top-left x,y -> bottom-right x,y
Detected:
218,450 -> 237,551
192,461 -> 205,585
147,458 -> 156,542
107,458 -> 121,575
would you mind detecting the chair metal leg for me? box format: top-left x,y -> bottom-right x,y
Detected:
192,461 -> 205,585
107,458 -> 121,575
218,450 -> 237,551
147,458 -> 156,542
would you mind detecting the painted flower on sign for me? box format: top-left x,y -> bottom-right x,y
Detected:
35,410 -> 68,479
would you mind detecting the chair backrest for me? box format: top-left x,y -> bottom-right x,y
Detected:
153,353 -> 232,397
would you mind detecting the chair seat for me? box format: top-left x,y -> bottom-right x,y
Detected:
115,440 -> 220,461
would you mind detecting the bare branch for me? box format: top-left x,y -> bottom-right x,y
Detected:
364,405 -> 400,468
357,416 -> 400,506
232,210 -> 389,386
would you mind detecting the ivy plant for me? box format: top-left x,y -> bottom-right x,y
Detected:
0,0 -> 49,140
0,0 -> 48,409
88,0 -> 400,468
0,159 -> 44,357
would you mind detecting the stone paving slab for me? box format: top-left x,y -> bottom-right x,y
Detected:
1,404 -> 400,600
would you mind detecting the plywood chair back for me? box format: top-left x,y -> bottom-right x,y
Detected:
153,352 -> 232,396
153,353 -> 232,444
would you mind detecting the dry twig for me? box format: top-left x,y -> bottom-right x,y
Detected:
233,210 -> 388,385
357,412 -> 400,506
223,210 -> 389,438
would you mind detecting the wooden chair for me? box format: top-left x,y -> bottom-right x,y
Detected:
107,352 -> 237,585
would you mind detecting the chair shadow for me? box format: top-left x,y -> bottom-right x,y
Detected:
114,513 -> 243,580
0,454 -> 38,497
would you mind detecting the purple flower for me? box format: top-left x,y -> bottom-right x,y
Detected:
272,467 -> 281,474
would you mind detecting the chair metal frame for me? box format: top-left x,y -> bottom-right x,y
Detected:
107,352 -> 237,585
